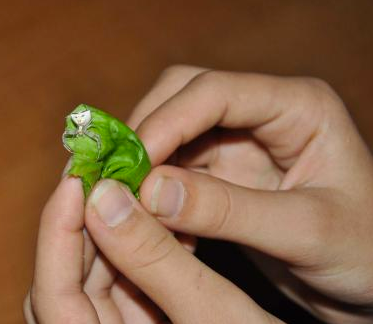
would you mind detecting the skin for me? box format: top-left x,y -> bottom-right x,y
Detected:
64,104 -> 151,197
25,66 -> 373,324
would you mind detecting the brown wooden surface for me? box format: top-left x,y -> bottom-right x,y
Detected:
1,1 -> 372,323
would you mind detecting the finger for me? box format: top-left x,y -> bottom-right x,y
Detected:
83,227 -> 97,279
63,158 -> 97,279
107,235 -> 193,324
84,253 -> 123,323
139,165 -> 338,266
23,291 -> 37,324
136,71 -> 347,170
85,179 -> 280,324
112,276 -> 165,324
174,130 -> 282,191
31,177 -> 99,323
126,65 -> 207,129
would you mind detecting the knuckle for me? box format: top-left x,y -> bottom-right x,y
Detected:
300,77 -> 334,93
192,69 -> 223,88
188,70 -> 228,103
160,64 -> 197,80
280,77 -> 346,131
127,229 -> 177,270
210,184 -> 232,235
296,194 -> 332,254
195,183 -> 232,237
297,77 -> 343,110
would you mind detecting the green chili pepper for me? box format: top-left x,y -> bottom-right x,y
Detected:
62,104 -> 151,198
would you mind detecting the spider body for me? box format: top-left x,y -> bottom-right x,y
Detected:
62,109 -> 102,160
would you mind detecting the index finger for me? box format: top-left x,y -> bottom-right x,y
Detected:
136,71 -> 340,168
31,177 -> 99,323
126,65 -> 207,129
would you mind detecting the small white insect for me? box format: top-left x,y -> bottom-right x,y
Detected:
62,109 -> 101,160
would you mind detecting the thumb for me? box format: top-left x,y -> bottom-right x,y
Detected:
139,165 -> 334,265
85,179 -> 282,324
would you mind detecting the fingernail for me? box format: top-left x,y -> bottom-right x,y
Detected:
150,177 -> 185,217
62,157 -> 72,178
90,180 -> 133,227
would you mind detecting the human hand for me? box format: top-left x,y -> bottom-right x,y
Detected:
24,177 -> 170,324
25,65 -> 373,324
24,177 -> 284,323
127,66 -> 373,323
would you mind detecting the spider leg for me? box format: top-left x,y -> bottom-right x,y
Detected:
62,129 -> 77,153
86,119 -> 93,129
85,130 -> 102,161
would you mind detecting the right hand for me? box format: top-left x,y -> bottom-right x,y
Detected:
127,65 -> 373,323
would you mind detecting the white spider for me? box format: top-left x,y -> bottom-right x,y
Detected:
62,109 -> 101,160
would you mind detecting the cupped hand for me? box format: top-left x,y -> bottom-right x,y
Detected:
128,66 -> 373,323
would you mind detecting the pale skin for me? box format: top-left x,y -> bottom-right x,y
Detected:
25,66 -> 373,323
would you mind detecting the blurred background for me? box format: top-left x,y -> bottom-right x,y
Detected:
1,1 -> 372,323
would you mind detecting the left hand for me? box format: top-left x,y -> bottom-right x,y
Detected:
25,176 -> 284,324
24,177 -> 164,324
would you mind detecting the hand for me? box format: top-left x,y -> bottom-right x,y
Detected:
24,177 -> 168,324
25,65 -> 373,324
128,66 -> 373,323
24,177 -> 284,323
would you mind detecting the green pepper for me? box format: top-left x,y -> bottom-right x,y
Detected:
62,104 -> 151,198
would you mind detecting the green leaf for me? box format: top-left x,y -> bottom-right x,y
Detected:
62,104 -> 151,198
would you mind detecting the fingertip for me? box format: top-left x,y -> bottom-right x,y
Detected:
23,290 -> 37,324
52,176 -> 83,202
33,176 -> 91,313
61,157 -> 73,178
136,119 -> 169,166
41,176 -> 84,230
140,165 -> 190,218
85,179 -> 137,231
139,170 -> 158,213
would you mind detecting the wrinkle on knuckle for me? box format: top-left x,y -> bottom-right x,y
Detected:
271,77 -> 342,148
127,231 -> 177,270
207,184 -> 232,236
